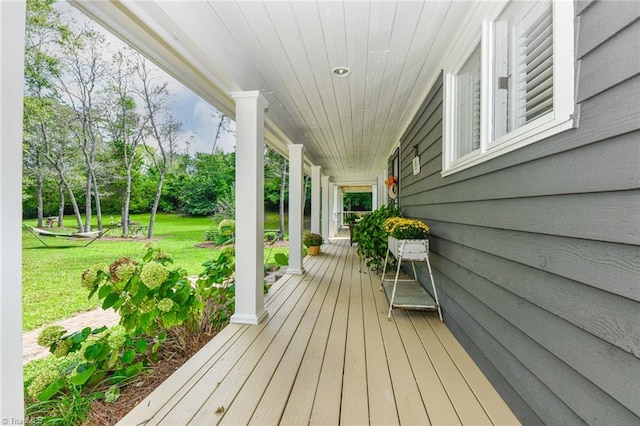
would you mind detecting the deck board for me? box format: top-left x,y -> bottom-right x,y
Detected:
411,312 -> 493,425
361,266 -> 401,426
340,243 -> 369,424
118,239 -> 519,426
278,242 -> 349,425
395,310 -> 462,425
309,246 -> 352,425
371,273 -> 432,425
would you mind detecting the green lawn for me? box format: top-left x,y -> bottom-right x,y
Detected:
22,213 -> 288,331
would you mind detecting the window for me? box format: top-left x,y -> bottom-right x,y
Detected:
443,0 -> 575,175
453,44 -> 481,161
493,1 -> 553,140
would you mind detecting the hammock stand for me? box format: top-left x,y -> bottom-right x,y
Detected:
25,225 -> 112,248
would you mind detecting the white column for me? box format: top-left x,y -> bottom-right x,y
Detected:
230,91 -> 268,325
310,165 -> 321,234
382,170 -> 389,206
288,145 -> 305,274
321,176 -> 330,241
372,184 -> 378,210
1,0 -> 26,420
338,187 -> 344,227
331,184 -> 340,237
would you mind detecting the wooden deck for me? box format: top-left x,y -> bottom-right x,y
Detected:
120,239 -> 519,425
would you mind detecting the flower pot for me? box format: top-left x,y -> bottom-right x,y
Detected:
388,236 -> 429,261
307,245 -> 320,256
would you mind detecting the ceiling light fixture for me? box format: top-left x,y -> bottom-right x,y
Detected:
331,66 -> 350,78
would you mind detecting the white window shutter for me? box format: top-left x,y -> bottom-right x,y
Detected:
454,45 -> 481,160
523,3 -> 553,122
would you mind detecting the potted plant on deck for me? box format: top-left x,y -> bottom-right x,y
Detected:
383,217 -> 430,260
303,232 -> 323,256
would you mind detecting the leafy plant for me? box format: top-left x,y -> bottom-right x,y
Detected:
204,219 -> 236,245
273,253 -> 289,266
26,244 -> 241,421
197,247 -> 236,329
302,232 -> 323,247
26,383 -> 95,425
353,205 -> 400,271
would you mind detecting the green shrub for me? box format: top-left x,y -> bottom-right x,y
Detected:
302,232 -> 323,247
353,205 -> 400,271
26,245 -> 240,421
204,228 -> 218,242
197,247 -> 236,328
264,231 -> 278,243
204,219 -> 236,245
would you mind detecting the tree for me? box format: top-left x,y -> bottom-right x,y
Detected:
182,152 -> 235,216
137,58 -> 182,237
57,26 -> 108,231
210,111 -> 234,153
23,0 -> 69,227
29,102 -> 86,230
104,51 -> 146,235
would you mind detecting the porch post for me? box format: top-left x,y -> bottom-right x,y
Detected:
310,165 -> 321,234
0,0 -> 26,419
372,184 -> 378,210
287,144 -> 305,274
382,170 -> 389,206
332,185 -> 339,233
230,90 -> 268,325
321,176 -> 330,241
337,186 -> 344,227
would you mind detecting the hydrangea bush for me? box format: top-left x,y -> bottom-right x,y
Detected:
28,245 -> 237,413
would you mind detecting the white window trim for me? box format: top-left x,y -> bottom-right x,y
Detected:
442,0 -> 575,177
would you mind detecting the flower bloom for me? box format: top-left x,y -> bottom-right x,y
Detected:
81,263 -> 107,290
140,261 -> 170,290
383,217 -> 430,239
107,325 -> 127,350
37,325 -> 66,348
109,257 -> 137,283
27,370 -> 61,400
157,298 -> 174,312
53,339 -> 73,358
153,251 -> 173,263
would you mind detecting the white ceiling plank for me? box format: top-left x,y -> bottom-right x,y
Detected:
74,0 -> 480,181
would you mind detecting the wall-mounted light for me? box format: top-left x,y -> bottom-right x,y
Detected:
331,66 -> 350,78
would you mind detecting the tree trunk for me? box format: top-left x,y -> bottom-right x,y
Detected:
91,171 -> 103,231
148,169 -> 165,238
211,117 -> 224,154
41,129 -> 84,232
35,153 -> 44,228
122,160 -> 134,236
279,157 -> 287,236
85,172 -> 92,232
57,181 -> 65,227
60,173 -> 83,231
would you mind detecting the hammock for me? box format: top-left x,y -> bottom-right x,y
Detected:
25,225 -> 111,248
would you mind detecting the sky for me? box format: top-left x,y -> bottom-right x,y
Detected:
58,1 -> 237,154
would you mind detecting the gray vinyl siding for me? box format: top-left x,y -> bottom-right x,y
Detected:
398,2 -> 640,424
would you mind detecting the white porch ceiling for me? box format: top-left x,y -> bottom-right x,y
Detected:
71,1 -> 474,180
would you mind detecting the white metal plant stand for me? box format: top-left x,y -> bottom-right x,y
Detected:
381,236 -> 443,321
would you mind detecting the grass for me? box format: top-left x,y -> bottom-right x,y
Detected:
23,213 -> 289,331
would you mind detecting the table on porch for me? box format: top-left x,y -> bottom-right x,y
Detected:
119,238 -> 519,425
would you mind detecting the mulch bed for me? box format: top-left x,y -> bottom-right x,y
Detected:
85,333 -> 214,425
